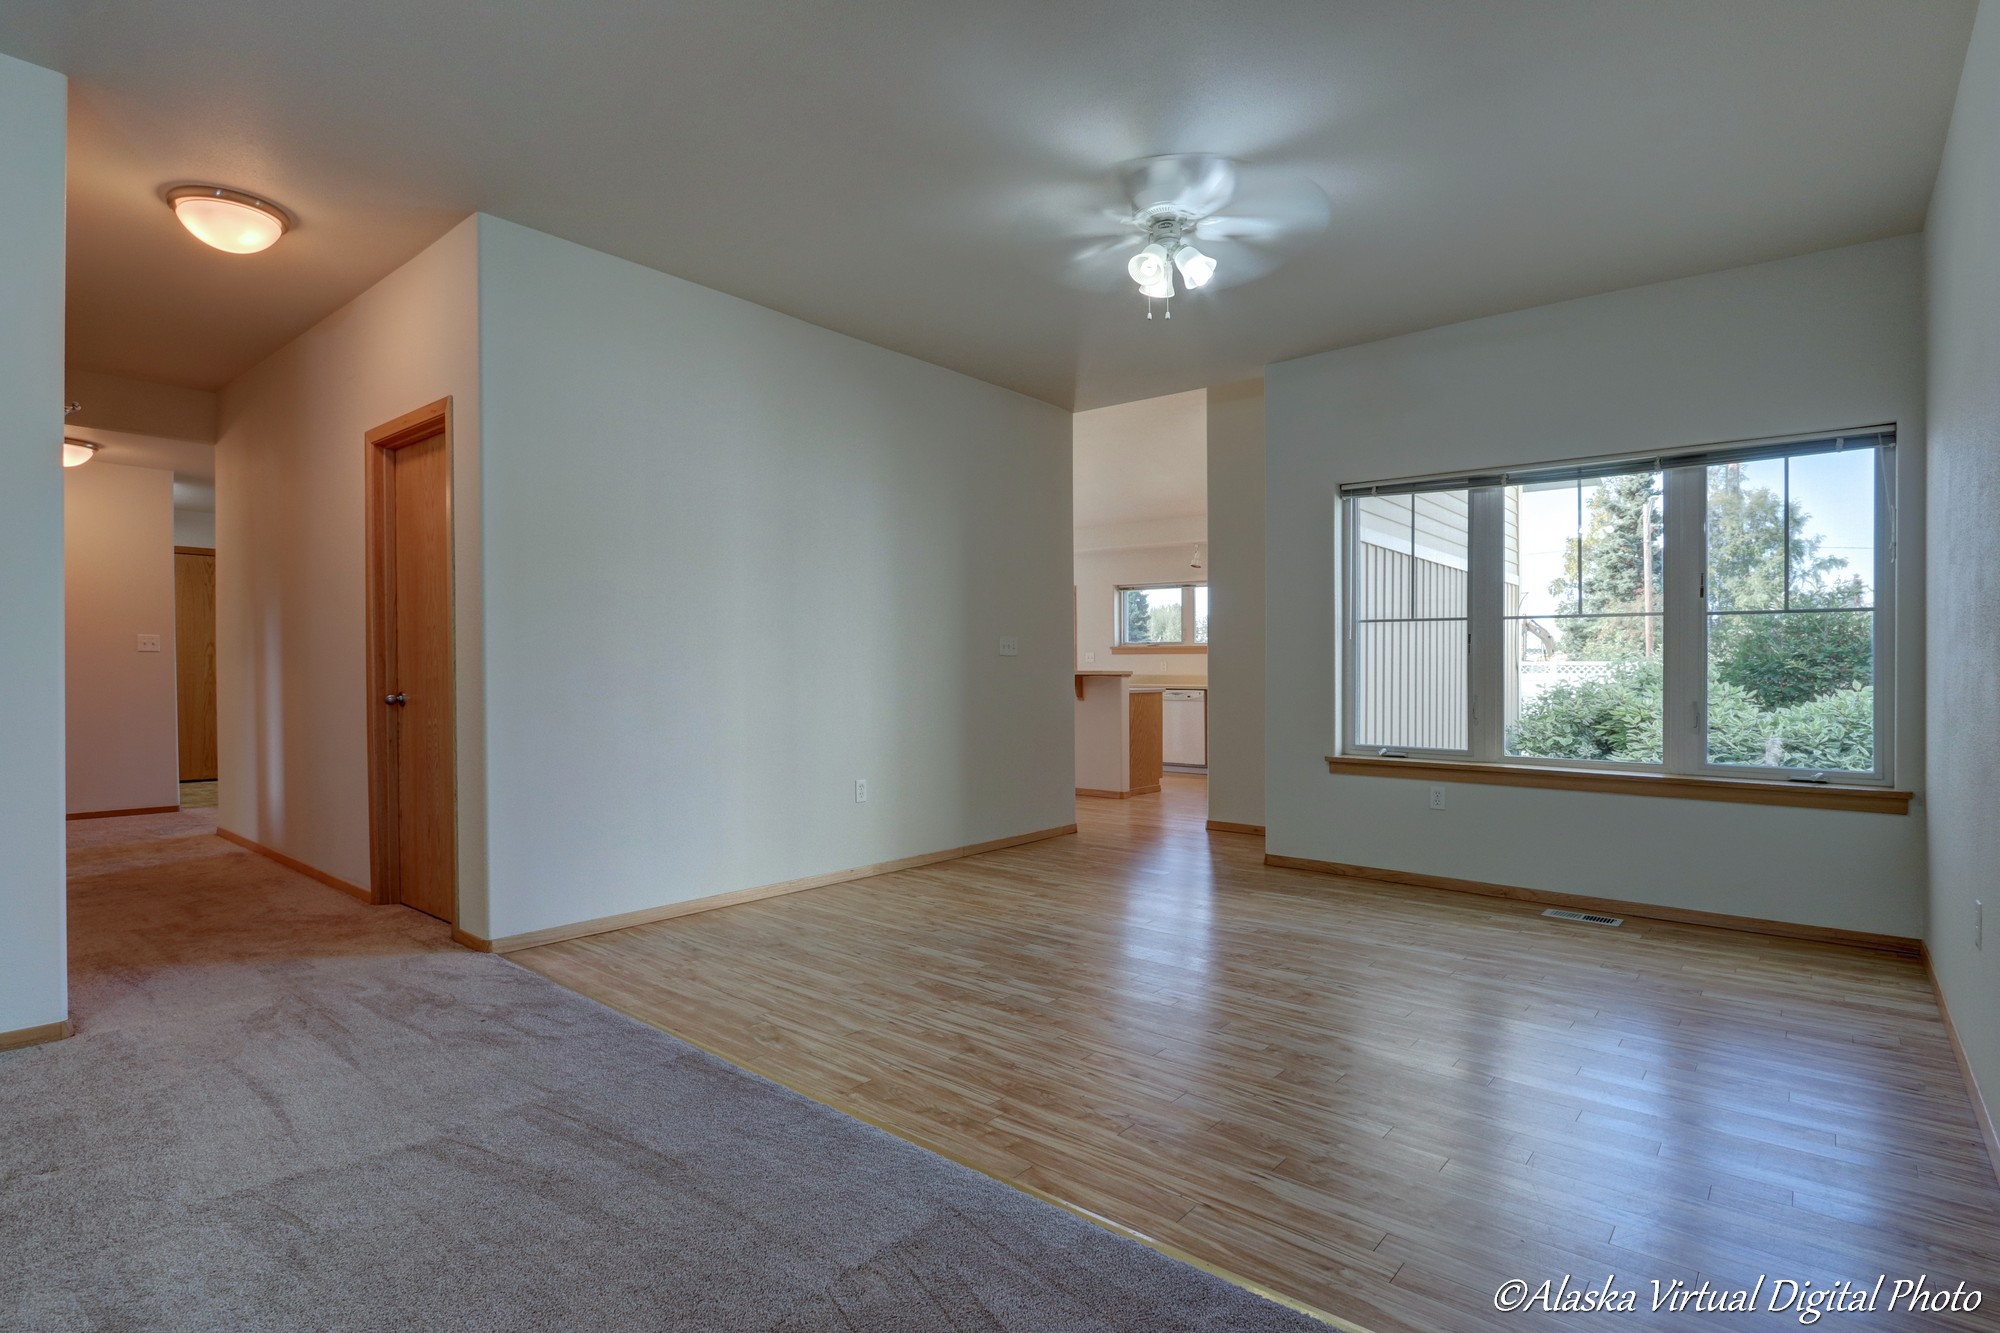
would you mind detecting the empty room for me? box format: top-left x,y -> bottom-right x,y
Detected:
3,2 -> 1998,1329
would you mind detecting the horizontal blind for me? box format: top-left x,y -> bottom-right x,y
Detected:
1339,427 -> 1895,498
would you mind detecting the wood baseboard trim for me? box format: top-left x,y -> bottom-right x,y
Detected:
1076,786 -> 1161,800
1923,944 -> 2000,1189
1205,820 -> 1266,836
66,805 -> 180,821
0,1018 -> 72,1052
216,828 -> 375,905
466,823 -> 1081,955
1264,853 -> 1922,957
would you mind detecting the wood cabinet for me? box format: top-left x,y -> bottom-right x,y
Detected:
1128,690 -> 1162,794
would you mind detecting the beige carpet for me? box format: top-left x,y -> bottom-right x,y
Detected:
2,809 -> 1323,1331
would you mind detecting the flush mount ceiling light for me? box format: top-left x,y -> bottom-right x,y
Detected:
62,438 -> 99,468
166,185 -> 293,254
1051,154 -> 1331,319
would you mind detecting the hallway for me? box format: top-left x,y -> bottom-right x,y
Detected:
2,809 -> 1317,1331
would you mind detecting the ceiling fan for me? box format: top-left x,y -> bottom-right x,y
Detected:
1061,154 -> 1331,318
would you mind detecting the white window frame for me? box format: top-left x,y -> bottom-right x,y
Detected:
1115,582 -> 1209,649
1339,428 -> 1896,788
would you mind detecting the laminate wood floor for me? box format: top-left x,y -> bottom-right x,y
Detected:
517,777 -> 2000,1331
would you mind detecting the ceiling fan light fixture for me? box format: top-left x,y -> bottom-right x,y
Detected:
166,185 -> 293,254
1173,243 -> 1217,290
1127,242 -> 1172,291
62,438 -> 100,468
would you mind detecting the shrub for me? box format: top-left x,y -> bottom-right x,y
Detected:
1709,601 -> 1871,710
1510,663 -> 1664,764
1510,664 -> 1872,771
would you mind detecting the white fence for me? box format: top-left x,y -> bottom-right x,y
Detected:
1515,660 -> 1618,709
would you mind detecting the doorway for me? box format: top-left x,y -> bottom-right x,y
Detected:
174,543 -> 219,806
364,399 -> 457,923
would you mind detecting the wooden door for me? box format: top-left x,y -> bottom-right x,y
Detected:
173,547 -> 218,780
366,400 -> 457,923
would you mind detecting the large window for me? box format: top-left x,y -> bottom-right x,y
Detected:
1117,583 -> 1208,650
1341,429 -> 1894,785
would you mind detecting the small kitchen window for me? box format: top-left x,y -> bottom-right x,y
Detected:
1116,583 -> 1208,652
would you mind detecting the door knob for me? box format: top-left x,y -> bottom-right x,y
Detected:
384,693 -> 408,706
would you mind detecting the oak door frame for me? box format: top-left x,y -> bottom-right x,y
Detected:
364,396 -> 457,917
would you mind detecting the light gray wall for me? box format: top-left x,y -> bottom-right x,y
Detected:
1925,0 -> 2000,1143
0,53 -> 68,1035
476,216 -> 1075,941
65,462 -> 180,814
1265,236 -> 1927,938
216,219 -> 483,922
173,509 -> 216,548
1073,538 -> 1208,681
1206,380 -> 1265,828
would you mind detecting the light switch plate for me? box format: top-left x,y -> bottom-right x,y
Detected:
137,634 -> 162,653
998,636 -> 1019,657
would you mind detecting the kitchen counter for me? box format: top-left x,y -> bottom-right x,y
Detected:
1074,672 -> 1161,798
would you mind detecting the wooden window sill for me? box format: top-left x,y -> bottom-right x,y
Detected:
1111,644 -> 1208,655
1325,754 -> 1911,815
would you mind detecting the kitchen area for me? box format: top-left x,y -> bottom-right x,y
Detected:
1071,389 -> 1211,804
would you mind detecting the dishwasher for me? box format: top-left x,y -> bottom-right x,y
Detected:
1161,690 -> 1207,770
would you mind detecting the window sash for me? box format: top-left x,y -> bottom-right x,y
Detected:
1340,438 -> 1893,786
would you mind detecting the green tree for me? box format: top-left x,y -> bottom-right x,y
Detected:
1124,590 -> 1151,643
1546,473 -> 1662,661
1704,465 -> 1790,611
1704,463 -> 1870,710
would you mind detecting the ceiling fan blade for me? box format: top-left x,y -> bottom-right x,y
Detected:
1195,214 -> 1296,242
1197,171 -> 1330,242
1117,154 -> 1237,217
1187,236 -> 1285,290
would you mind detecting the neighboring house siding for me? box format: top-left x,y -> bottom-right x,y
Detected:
1352,541 -> 1468,750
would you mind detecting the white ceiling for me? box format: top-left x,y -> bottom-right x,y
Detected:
0,0 -> 1977,409
1074,390 -> 1207,534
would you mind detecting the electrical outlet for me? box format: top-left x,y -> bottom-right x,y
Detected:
998,636 -> 1019,657
1429,786 -> 1446,811
855,779 -> 868,804
136,634 -> 162,653
1084,650 -> 1096,665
